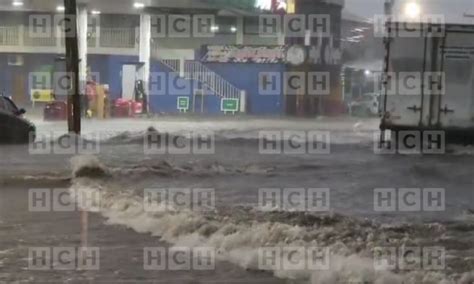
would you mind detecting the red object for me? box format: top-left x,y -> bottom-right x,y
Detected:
112,99 -> 143,118
131,101 -> 143,114
43,101 -> 68,121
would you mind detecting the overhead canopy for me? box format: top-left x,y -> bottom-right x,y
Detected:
0,0 -> 344,15
0,0 -> 259,15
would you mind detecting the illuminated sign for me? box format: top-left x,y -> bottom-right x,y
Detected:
256,0 -> 272,10
256,0 -> 294,13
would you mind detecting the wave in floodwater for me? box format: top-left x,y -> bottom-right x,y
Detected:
34,127 -> 474,157
65,155 -> 474,284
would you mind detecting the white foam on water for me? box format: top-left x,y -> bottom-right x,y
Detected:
68,155 -> 470,284
70,155 -> 109,178
68,183 -> 460,284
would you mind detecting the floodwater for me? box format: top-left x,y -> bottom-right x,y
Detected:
0,117 -> 473,284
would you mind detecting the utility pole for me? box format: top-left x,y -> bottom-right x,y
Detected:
64,0 -> 81,135
64,0 -> 87,251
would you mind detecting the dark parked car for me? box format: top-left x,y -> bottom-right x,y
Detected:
0,95 -> 36,144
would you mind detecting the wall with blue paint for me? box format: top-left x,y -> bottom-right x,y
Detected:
88,54 -> 138,100
0,55 -> 12,96
148,60 -> 223,114
0,53 -> 139,103
0,53 -> 59,101
149,60 -> 188,114
0,53 -> 286,115
203,62 -> 286,115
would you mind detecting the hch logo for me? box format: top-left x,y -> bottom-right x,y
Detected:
374,246 -> 445,271
151,14 -> 218,38
258,188 -> 330,212
144,131 -> 215,155
374,188 -> 445,212
149,72 -> 194,96
29,72 -> 101,96
373,14 -> 446,38
258,247 -> 330,271
29,132 -> 100,155
29,14 -> 100,38
374,131 -> 445,155
29,247 -> 100,271
259,131 -> 330,155
259,72 -> 331,96
375,72 -> 446,96
259,14 -> 331,38
29,188 -> 101,212
144,247 -> 215,271
144,188 -> 215,212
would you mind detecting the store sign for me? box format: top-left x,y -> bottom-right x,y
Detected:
202,45 -> 287,63
221,98 -> 239,114
202,44 -> 342,65
177,97 -> 190,112
256,0 -> 294,13
31,89 -> 54,102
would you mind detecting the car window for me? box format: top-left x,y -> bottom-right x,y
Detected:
0,98 -> 5,111
1,97 -> 18,114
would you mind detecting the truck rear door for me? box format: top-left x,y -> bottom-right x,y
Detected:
433,29 -> 474,128
383,24 -> 437,128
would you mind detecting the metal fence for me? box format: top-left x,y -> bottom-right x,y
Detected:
0,26 -> 20,46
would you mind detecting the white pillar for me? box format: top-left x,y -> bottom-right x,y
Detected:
240,90 -> 246,113
179,58 -> 185,78
236,17 -> 244,45
78,5 -> 88,94
138,13 -> 151,111
277,30 -> 285,45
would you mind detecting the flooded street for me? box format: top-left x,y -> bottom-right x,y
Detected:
2,0 -> 474,283
1,117 -> 473,284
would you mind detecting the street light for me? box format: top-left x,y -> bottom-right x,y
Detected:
404,2 -> 421,19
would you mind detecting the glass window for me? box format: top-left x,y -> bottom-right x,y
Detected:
0,98 -> 6,112
1,97 -> 18,114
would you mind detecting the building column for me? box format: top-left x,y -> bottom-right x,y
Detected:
78,5 -> 88,95
138,13 -> 151,113
236,16 -> 244,45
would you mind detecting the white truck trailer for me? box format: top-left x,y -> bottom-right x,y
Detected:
380,22 -> 474,143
